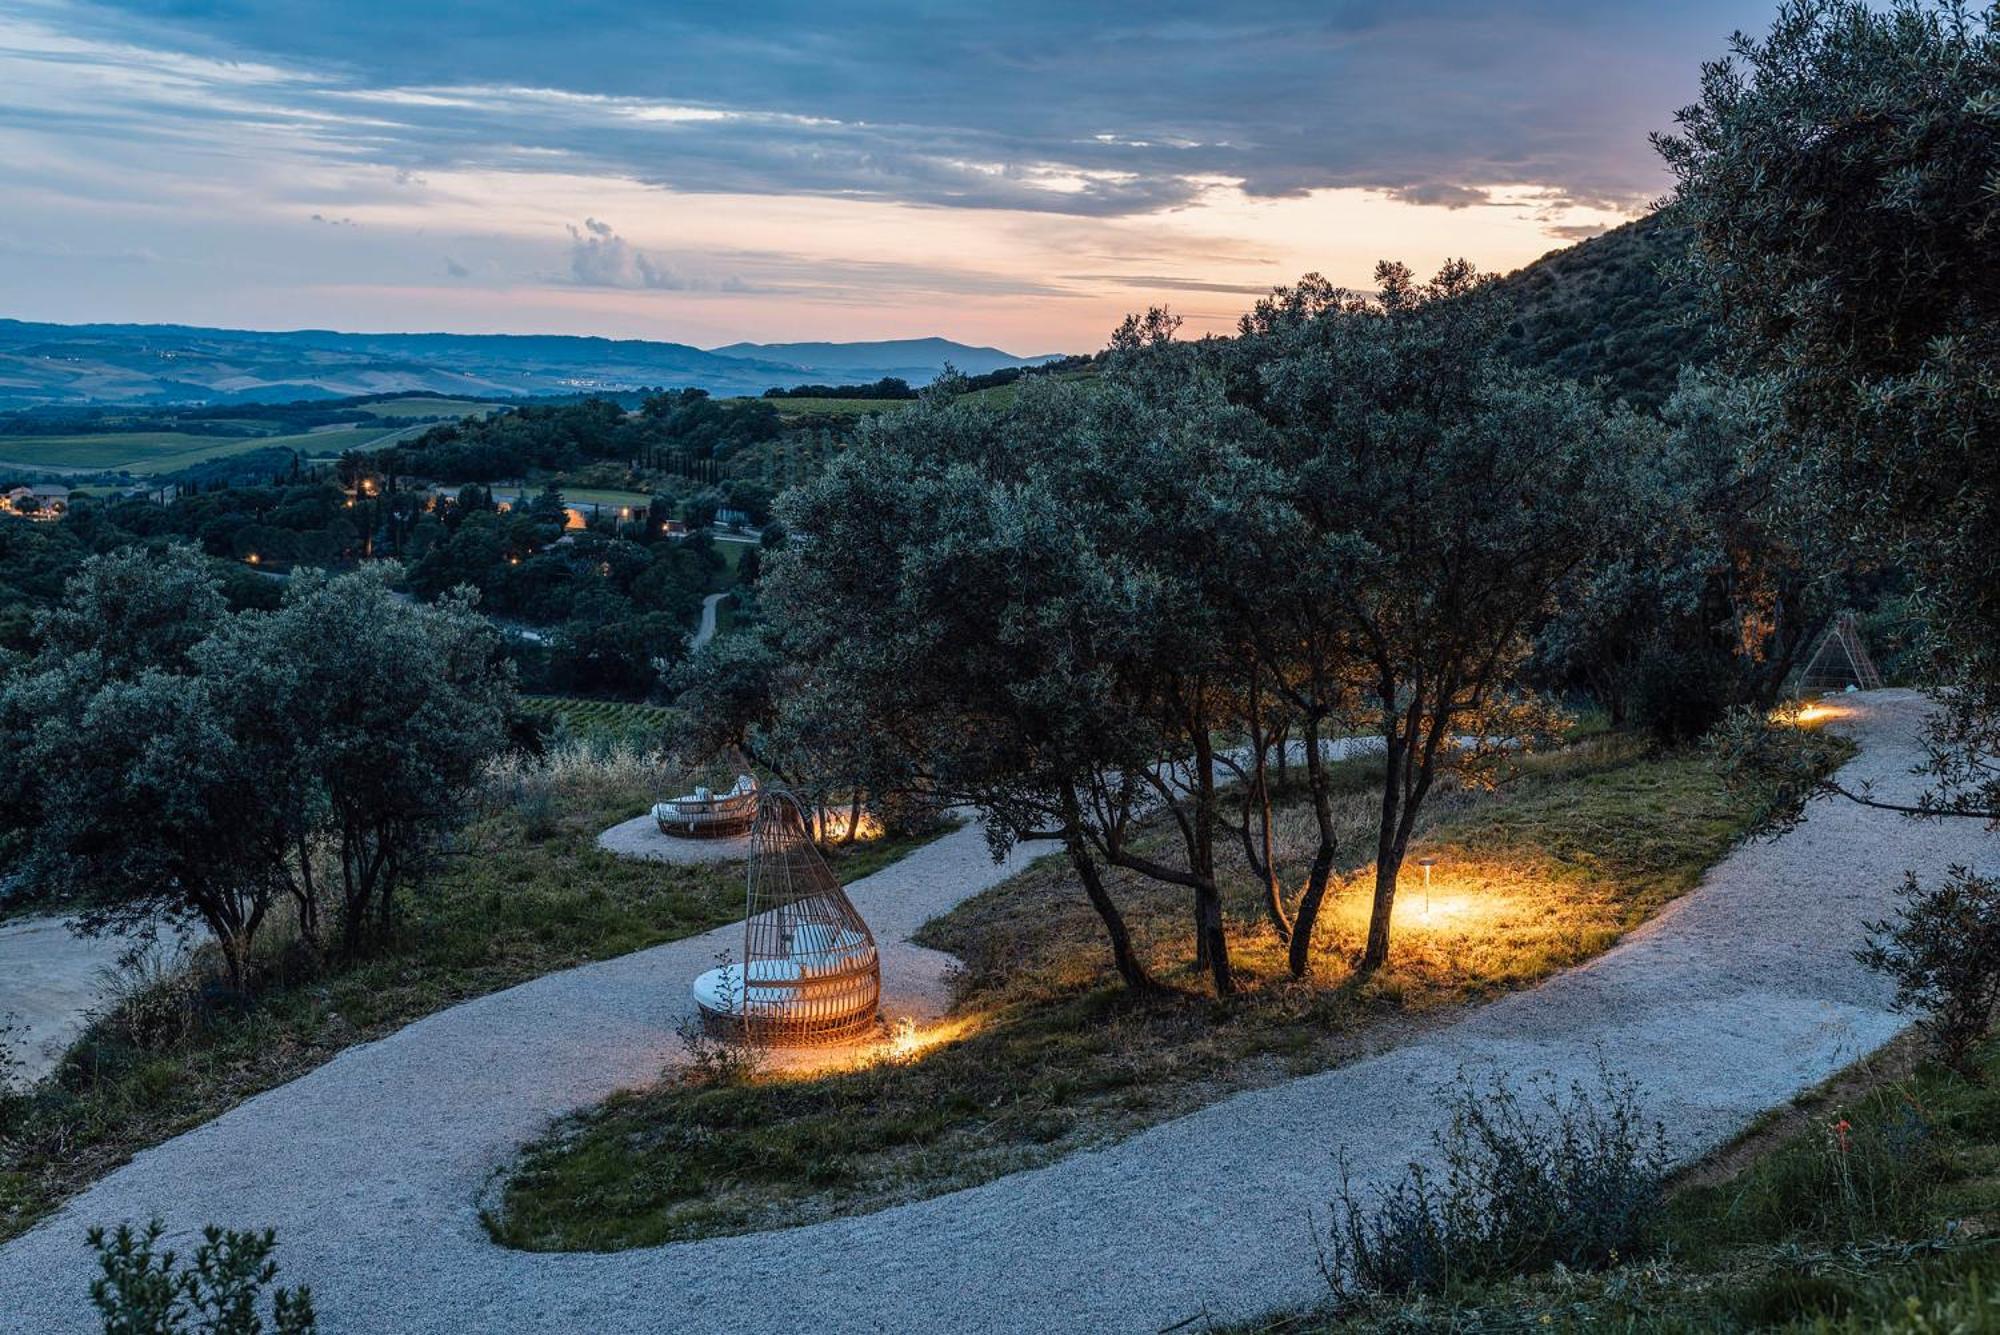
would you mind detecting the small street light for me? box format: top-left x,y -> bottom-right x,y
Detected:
1416,856 -> 1438,913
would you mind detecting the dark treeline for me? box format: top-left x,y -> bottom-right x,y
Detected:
762,377 -> 917,400
382,390 -> 787,490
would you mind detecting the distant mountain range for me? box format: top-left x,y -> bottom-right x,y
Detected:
0,320 -> 1068,409
709,337 -> 1065,380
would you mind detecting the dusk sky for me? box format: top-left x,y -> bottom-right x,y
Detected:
1,1 -> 1774,353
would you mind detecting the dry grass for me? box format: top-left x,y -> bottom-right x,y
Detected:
491,732 -> 1840,1253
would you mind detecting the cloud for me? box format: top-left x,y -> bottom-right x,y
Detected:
1070,273 -> 1275,296
22,1 -> 1760,219
1384,183 -> 1493,210
565,217 -> 685,289
309,213 -> 356,226
1544,222 -> 1612,241
444,256 -> 470,277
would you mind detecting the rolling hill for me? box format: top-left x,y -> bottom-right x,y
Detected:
0,322 -> 1066,409
1494,212 -> 1714,411
708,337 -> 1065,380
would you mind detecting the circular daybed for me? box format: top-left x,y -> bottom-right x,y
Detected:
653,773 -> 758,839
691,790 -> 881,1045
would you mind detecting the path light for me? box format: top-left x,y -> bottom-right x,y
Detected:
890,1016 -> 918,1060
1416,856 -> 1438,914
246,552 -> 260,565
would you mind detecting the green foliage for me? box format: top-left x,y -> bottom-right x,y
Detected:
1261,1042 -> 2000,1333
1859,867 -> 2000,1075
0,550 -> 513,977
518,696 -> 673,747
1319,1066 -> 1669,1304
769,259 -> 1650,989
1660,0 -> 2000,819
88,1218 -> 315,1334
1626,641 -> 1739,744
1492,213 -> 1712,412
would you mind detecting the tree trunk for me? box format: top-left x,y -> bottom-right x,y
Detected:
1192,879 -> 1234,996
1285,713 -> 1345,978
1067,840 -> 1154,992
1360,729 -> 1407,972
1189,728 -> 1234,996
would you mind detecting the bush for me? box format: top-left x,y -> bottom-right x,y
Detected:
1320,1064 -> 1669,1303
1628,641 -> 1737,744
1858,867 -> 2000,1076
87,1218 -> 316,1333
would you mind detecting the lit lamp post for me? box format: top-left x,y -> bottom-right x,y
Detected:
1415,856 -> 1438,914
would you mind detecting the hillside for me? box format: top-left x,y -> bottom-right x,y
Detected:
1494,212 -> 1713,411
709,337 -> 1064,379
0,322 -> 1062,410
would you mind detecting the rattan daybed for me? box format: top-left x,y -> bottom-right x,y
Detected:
653,773 -> 758,839
691,790 -> 881,1044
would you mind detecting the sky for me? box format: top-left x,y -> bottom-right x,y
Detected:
0,1 -> 1775,353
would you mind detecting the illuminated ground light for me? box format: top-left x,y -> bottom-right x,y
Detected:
752,1014 -> 981,1079
1321,867 -> 1530,937
814,808 -> 885,843
1777,698 -> 1853,726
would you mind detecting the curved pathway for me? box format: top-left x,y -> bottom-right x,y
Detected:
691,592 -> 729,651
0,917 -> 132,1085
2,692 -> 1993,1332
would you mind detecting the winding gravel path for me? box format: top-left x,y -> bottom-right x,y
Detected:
596,813 -> 752,865
0,917 -> 130,1085
691,592 -> 729,651
2,691 -> 1992,1333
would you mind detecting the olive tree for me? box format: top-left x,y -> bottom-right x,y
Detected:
1225,262 -> 1643,971
765,379 -> 1222,992
0,549 -> 512,982
198,566 -> 513,954
1658,0 -> 2000,817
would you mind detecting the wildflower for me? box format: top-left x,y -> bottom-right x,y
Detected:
1832,1118 -> 1852,1153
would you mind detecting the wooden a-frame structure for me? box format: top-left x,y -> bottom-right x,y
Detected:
1795,610 -> 1884,693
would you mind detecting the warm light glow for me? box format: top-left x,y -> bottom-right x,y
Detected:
1775,699 -> 1852,727
755,1013 -> 983,1079
246,552 -> 260,564
814,807 -> 885,843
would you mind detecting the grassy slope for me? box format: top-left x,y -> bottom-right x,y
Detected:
1254,1035 -> 2000,1332
491,733 -> 1827,1253
0,759 -> 941,1244
0,426 -> 415,474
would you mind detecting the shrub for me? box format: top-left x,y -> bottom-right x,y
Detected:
87,1218 -> 316,1333
1628,641 -> 1737,744
1320,1064 -> 1669,1303
672,951 -> 764,1088
1857,867 -> 2000,1076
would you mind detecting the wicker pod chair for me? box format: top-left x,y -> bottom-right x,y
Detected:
690,790 -> 881,1044
652,773 -> 758,839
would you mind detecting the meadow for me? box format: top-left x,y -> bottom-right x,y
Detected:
0,395 -> 500,475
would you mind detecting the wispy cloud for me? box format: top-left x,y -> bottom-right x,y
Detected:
9,2 -> 1752,219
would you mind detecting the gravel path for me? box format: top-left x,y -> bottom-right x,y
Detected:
691,592 -> 729,651
2,691 -> 1991,1333
597,813 -> 752,865
0,917 -> 131,1085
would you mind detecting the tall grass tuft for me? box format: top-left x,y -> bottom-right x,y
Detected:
1320,1063 -> 1669,1304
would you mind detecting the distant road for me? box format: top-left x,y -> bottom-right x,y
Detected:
691,592 -> 729,650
